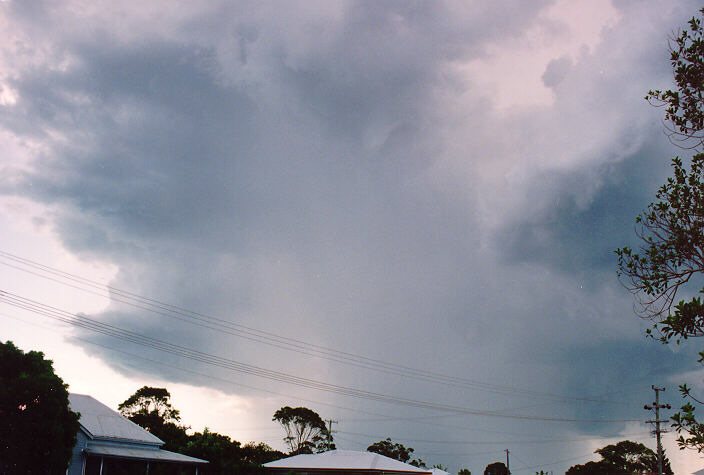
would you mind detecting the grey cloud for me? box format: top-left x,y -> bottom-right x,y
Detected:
2,0 -> 703,472
542,56 -> 572,89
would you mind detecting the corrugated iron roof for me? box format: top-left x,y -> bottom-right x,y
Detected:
68,393 -> 163,445
85,444 -> 207,464
264,450 -> 431,473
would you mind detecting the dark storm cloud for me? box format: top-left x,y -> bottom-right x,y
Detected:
495,139 -> 675,275
2,0 -> 704,472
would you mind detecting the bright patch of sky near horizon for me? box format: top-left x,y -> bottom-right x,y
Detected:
2,0 -> 704,473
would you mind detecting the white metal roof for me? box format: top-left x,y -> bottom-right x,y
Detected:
85,444 -> 207,464
68,393 -> 163,445
264,450 -> 431,473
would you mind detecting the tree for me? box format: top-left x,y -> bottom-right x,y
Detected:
180,430 -> 285,475
483,462 -> 508,475
273,406 -> 331,454
617,6 -> 704,452
457,469 -> 471,475
367,438 -> 414,463
118,386 -> 188,451
646,9 -> 704,151
0,340 -> 81,474
240,441 -> 285,466
181,428 -> 242,474
565,461 -> 609,475
118,386 -> 181,422
367,438 -> 425,467
566,440 -> 672,475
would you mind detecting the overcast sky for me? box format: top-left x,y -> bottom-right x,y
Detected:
2,0 -> 704,473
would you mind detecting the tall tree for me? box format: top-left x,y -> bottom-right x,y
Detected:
118,386 -> 181,422
617,7 -> 704,452
118,386 -> 188,451
566,440 -> 672,475
273,406 -> 330,454
0,340 -> 81,474
483,462 -> 508,475
367,438 -> 425,468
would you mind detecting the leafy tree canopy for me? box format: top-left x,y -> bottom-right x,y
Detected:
182,428 -> 242,474
367,438 -> 425,468
0,340 -> 81,474
118,386 -> 188,451
273,406 -> 331,454
457,469 -> 471,475
647,8 -> 704,150
118,385 -> 181,422
566,440 -> 672,475
483,461 -> 508,475
180,429 -> 285,475
618,6 -> 704,452
240,441 -> 285,467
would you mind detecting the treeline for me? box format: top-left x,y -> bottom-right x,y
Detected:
118,387 -> 285,474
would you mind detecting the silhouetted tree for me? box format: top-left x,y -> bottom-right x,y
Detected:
367,438 -> 425,468
483,461 -> 508,475
273,406 -> 331,454
118,386 -> 188,451
0,340 -> 80,474
566,440 -> 672,474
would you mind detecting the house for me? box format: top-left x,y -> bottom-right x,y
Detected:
264,450 -> 432,475
67,393 -> 207,474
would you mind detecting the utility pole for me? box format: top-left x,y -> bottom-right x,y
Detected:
644,385 -> 671,475
504,448 -> 510,475
325,419 -> 337,451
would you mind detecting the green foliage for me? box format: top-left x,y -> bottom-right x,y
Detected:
367,437 -> 425,468
616,155 -> 704,331
457,469 -> 471,475
483,461 -> 508,475
647,8 -> 704,150
0,340 -> 81,474
619,5 -> 704,453
273,406 -> 331,454
118,386 -> 189,451
670,390 -> 704,451
566,440 -> 672,475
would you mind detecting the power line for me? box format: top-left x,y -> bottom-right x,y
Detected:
3,308 -> 640,445
0,289 -> 641,424
0,250 -> 627,405
335,430 -> 651,446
